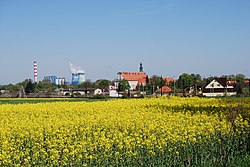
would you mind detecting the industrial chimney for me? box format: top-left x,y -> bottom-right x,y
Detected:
34,61 -> 38,83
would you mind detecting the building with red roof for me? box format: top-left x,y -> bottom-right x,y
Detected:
203,77 -> 236,97
116,63 -> 147,91
244,80 -> 249,84
157,86 -> 173,94
117,72 -> 147,90
163,77 -> 175,85
227,80 -> 237,85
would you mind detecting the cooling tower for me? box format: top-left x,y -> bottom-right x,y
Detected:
71,73 -> 86,85
69,62 -> 86,85
78,73 -> 86,84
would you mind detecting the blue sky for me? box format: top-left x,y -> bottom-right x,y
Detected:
0,0 -> 249,84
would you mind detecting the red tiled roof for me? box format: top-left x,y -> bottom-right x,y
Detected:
227,80 -> 249,84
244,80 -> 249,84
164,78 -> 175,83
227,80 -> 237,85
121,72 -> 147,83
157,86 -> 173,93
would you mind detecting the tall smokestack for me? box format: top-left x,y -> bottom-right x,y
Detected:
34,61 -> 38,83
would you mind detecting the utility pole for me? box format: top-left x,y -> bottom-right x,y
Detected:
249,79 -> 250,95
152,82 -> 155,96
19,85 -> 27,98
160,75 -> 163,96
142,84 -> 144,95
173,76 -> 176,96
195,84 -> 197,96
182,79 -> 185,96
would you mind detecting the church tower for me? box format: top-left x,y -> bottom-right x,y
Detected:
139,63 -> 143,72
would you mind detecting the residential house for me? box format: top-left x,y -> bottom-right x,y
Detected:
227,80 -> 237,85
184,84 -> 203,96
156,86 -> 173,95
163,78 -> 175,85
94,89 -> 103,95
244,80 -> 249,85
109,85 -> 120,97
203,77 -> 236,97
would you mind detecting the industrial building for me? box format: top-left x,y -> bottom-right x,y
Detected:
71,73 -> 85,85
69,62 -> 86,85
43,76 -> 66,86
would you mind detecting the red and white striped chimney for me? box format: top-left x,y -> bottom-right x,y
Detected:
34,61 -> 38,83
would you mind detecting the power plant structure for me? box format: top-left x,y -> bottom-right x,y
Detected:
33,61 -> 38,83
71,73 -> 85,85
34,61 -> 85,86
43,76 -> 66,86
69,62 -> 86,85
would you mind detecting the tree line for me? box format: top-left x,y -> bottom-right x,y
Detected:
0,73 -> 249,97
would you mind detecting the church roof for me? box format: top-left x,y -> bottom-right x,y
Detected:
120,72 -> 147,83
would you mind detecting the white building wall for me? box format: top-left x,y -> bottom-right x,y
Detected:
203,92 -> 237,97
94,89 -> 102,95
204,79 -> 236,97
203,92 -> 225,97
109,90 -> 119,97
73,91 -> 85,95
128,81 -> 138,90
228,92 -> 237,96
55,78 -> 59,85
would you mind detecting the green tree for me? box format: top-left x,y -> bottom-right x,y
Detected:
25,79 -> 35,94
177,73 -> 191,89
145,75 -> 151,95
242,88 -> 249,97
1,84 -> 20,93
177,73 -> 202,88
77,79 -> 93,88
150,75 -> 163,87
77,80 -> 93,97
149,75 -> 165,94
227,75 -> 236,80
236,74 -> 245,83
176,73 -> 203,96
118,80 -> 130,92
191,74 -> 202,84
34,81 -> 57,93
94,79 -> 111,90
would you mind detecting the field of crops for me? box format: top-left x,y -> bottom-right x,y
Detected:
0,97 -> 249,166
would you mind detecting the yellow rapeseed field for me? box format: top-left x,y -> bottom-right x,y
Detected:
0,97 -> 249,166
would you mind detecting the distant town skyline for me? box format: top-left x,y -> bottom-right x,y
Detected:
0,0 -> 249,85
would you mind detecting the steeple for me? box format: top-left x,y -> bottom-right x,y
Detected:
139,63 -> 143,72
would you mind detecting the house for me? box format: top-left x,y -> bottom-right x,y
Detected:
157,86 -> 173,95
227,80 -> 249,86
163,78 -> 175,85
244,80 -> 249,84
227,80 -> 237,85
203,77 -> 236,97
109,85 -> 122,97
94,89 -> 102,95
184,84 -> 203,96
117,72 -> 147,91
